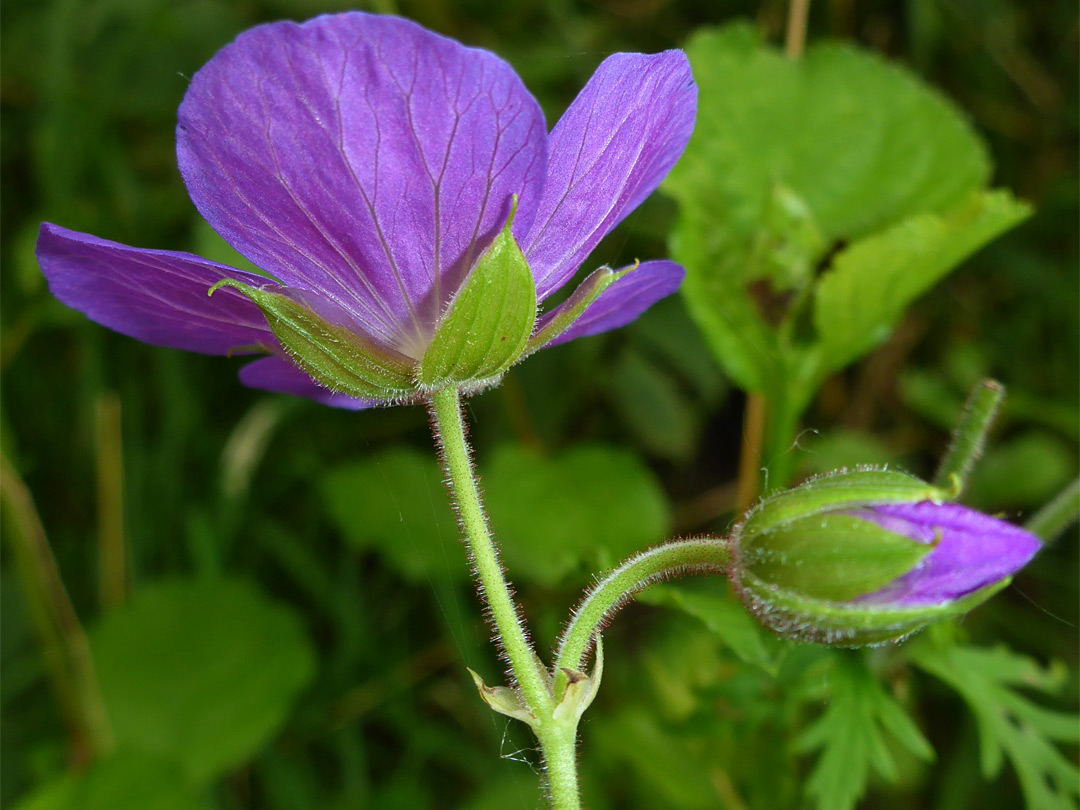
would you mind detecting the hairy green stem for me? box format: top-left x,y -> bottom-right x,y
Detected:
431,388 -> 586,809
554,537 -> 733,700
429,387 -> 551,712
934,379 -> 1005,494
1025,477 -> 1080,545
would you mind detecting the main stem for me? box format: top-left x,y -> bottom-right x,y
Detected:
429,387 -> 550,710
429,388 -> 581,809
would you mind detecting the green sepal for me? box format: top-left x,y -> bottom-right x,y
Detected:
738,572 -> 1011,647
742,467 -> 948,537
742,513 -> 932,602
526,262 -> 637,353
417,203 -> 536,390
208,280 -> 415,400
552,636 -> 604,725
466,668 -> 537,728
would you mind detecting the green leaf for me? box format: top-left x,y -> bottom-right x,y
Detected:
483,443 -> 671,586
812,190 -> 1032,373
320,448 -> 465,583
669,22 -> 990,249
664,22 -> 1022,396
912,642 -> 1080,810
89,578 -> 315,785
608,350 -> 700,461
14,752 -> 202,810
591,708 -> 722,809
418,209 -> 536,389
798,654 -> 934,810
642,583 -> 786,674
967,431 -> 1078,510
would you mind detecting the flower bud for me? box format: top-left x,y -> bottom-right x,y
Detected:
731,469 -> 1041,646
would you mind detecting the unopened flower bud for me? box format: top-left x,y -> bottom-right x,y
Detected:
731,469 -> 1040,646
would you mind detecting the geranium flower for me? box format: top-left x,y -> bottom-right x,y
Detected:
36,12 -> 697,408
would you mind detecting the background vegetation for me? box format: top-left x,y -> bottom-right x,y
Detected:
2,0 -> 1077,808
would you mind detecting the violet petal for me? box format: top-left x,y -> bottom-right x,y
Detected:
238,356 -> 382,410
36,223 -> 275,356
177,12 -> 547,351
854,502 -> 1041,606
538,260 -> 685,348
522,50 -> 696,300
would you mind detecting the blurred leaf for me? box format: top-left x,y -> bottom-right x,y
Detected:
913,643 -> 1080,810
608,350 -> 699,461
641,584 -> 785,675
485,444 -> 671,586
669,23 -> 990,244
797,654 -> 934,810
592,708 -> 720,808
15,751 -> 201,810
813,190 -> 1031,373
665,21 -> 1025,400
967,432 -> 1077,510
89,578 -> 315,785
800,430 -> 897,476
321,448 -> 465,583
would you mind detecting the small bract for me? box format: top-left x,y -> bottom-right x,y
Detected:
36,12 -> 697,408
731,469 -> 1041,645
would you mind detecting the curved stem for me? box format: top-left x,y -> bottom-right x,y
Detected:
553,537 -> 733,700
429,387 -> 552,714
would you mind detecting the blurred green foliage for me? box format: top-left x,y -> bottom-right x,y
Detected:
2,1 -> 1077,809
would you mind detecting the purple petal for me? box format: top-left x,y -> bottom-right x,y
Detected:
238,356 -> 383,410
522,51 -> 696,300
177,12 -> 546,351
538,260 -> 685,348
854,502 -> 1041,606
36,223 -> 275,356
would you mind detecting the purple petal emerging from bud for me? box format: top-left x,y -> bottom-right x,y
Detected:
851,502 -> 1041,607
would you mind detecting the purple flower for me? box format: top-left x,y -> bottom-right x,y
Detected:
36,12 -> 696,409
731,469 -> 1041,645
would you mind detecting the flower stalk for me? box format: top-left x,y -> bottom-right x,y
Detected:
554,538 -> 732,700
430,387 -> 584,810
429,387 -> 550,712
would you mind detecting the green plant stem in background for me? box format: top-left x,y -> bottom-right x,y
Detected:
554,538 -> 733,700
430,388 -> 584,810
934,379 -> 1005,494
1025,477 -> 1080,545
0,452 -> 113,763
96,392 -> 127,610
735,393 -> 767,512
784,0 -> 811,59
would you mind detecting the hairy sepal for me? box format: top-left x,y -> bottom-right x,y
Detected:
209,279 -> 415,399
418,204 -> 536,391
736,571 -> 1010,646
526,262 -> 635,353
